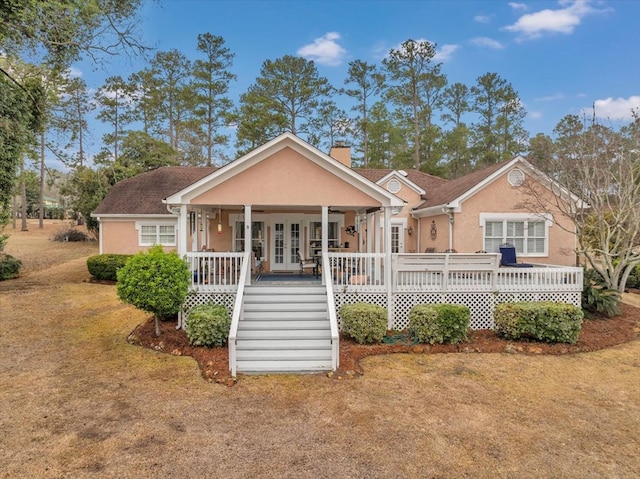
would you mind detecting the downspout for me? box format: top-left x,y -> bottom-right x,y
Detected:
444,206 -> 454,252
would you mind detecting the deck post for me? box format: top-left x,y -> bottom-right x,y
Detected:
384,206 -> 393,329
244,205 -> 252,285
321,206 -> 329,257
178,204 -> 188,256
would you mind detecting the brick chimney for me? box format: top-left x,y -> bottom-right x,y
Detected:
329,141 -> 351,168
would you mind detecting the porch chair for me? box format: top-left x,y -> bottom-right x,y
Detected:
297,249 -> 318,277
499,243 -> 533,268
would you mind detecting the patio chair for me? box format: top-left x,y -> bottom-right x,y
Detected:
499,243 -> 533,268
297,250 -> 318,277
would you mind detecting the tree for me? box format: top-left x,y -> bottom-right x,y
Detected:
236,55 -> 332,146
366,102 -> 409,168
192,33 -> 236,166
344,60 -> 385,166
117,245 -> 191,337
57,76 -> 92,169
522,113 -> 640,293
0,0 -> 147,80
107,131 -> 178,183
470,72 -> 526,166
95,75 -> 134,163
441,82 -> 472,178
383,39 -> 440,170
308,101 -> 352,152
527,133 -> 555,173
60,166 -> 110,234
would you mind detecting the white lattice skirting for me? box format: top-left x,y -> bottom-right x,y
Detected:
183,290 -> 580,331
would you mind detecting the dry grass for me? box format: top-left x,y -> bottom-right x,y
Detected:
1,221 -> 639,478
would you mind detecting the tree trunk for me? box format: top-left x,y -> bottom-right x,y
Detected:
154,315 -> 161,337
39,130 -> 45,229
20,157 -> 27,232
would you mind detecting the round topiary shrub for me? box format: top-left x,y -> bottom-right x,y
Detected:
117,245 -> 191,336
340,302 -> 387,344
185,304 -> 231,347
409,304 -> 470,344
0,253 -> 22,281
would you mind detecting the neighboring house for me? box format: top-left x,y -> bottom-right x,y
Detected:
92,133 -> 583,375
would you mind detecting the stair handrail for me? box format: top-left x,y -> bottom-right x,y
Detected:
322,254 -> 340,370
228,250 -> 251,377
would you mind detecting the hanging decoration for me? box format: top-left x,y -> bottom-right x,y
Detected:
430,220 -> 438,240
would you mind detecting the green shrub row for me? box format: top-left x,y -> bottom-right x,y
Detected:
494,302 -> 583,344
87,254 -> 132,281
409,304 -> 470,344
0,253 -> 22,281
185,304 -> 231,347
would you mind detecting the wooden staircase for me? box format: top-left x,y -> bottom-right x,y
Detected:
235,285 -> 334,373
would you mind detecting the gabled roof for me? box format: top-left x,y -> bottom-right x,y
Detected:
92,166 -> 217,216
165,132 -> 404,207
355,168 -> 447,195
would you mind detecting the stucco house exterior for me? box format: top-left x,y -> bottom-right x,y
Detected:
92,132 -> 583,375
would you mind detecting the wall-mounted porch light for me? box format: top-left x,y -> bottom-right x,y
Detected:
407,225 -> 413,236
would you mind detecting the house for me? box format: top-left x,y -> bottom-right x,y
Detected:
93,133 -> 583,375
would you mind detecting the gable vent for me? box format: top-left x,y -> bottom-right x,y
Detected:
387,179 -> 401,193
508,168 -> 525,187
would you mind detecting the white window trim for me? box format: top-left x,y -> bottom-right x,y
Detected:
135,221 -> 177,247
479,213 -> 552,257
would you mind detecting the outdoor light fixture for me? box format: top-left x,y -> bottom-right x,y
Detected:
217,207 -> 222,235
407,225 -> 413,236
345,225 -> 357,236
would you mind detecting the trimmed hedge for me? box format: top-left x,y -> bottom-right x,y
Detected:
185,304 -> 231,347
87,254 -> 132,281
340,302 -> 387,344
0,253 -> 22,281
494,302 -> 583,344
409,304 -> 470,344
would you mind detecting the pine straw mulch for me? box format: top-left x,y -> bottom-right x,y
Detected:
128,302 -> 640,386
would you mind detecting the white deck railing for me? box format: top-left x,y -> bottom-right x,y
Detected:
228,251 -> 251,378
326,252 -> 386,290
322,254 -> 340,370
186,252 -> 244,291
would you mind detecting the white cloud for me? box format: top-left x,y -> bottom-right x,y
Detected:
65,67 -> 83,78
434,44 -> 459,62
534,93 -> 565,102
508,2 -> 529,10
297,32 -> 347,66
504,0 -> 606,40
586,96 -> 640,120
529,111 -> 544,120
474,14 -> 491,23
470,37 -> 505,49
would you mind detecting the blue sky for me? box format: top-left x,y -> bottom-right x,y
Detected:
69,0 -> 639,170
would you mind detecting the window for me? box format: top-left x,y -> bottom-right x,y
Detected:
308,221 -> 339,255
138,224 -> 176,246
483,218 -> 548,256
234,221 -> 265,259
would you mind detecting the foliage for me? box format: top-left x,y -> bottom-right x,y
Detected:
116,245 -> 191,336
408,304 -> 470,344
185,303 -> 231,347
51,227 -> 92,242
494,302 -> 584,344
340,302 -> 387,344
624,263 -> 640,289
87,254 -> 131,281
0,253 -> 22,281
60,166 -> 110,234
582,268 -> 621,318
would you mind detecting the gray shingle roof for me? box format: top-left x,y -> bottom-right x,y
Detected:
93,166 -> 217,215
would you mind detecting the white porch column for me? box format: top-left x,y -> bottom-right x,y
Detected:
384,206 -> 393,329
244,205 -> 252,285
178,204 -> 188,256
321,206 -> 329,254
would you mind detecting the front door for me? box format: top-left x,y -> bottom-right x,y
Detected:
391,224 -> 404,253
271,221 -> 302,271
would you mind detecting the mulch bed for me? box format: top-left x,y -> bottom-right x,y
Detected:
129,303 -> 640,386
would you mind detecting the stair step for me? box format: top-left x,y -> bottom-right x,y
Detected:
240,320 -> 330,330
243,302 -> 327,313
236,339 -> 332,349
244,294 -> 327,303
246,286 -> 325,295
236,329 -> 332,340
243,310 -> 328,320
236,359 -> 334,372
236,349 -> 332,360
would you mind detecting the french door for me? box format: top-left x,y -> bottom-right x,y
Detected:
391,224 -> 404,253
271,221 -> 302,271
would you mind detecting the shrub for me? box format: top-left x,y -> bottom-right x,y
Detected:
52,227 -> 92,242
117,245 -> 191,336
340,302 -> 387,344
0,253 -> 22,280
624,263 -> 640,290
87,254 -> 132,281
185,304 -> 231,347
409,304 -> 470,344
494,302 -> 584,344
582,268 -> 620,318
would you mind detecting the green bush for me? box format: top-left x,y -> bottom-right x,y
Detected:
117,245 -> 191,336
0,253 -> 22,280
624,263 -> 640,289
409,304 -> 470,344
87,254 -> 132,281
185,304 -> 231,347
340,302 -> 387,344
494,302 -> 584,344
582,268 -> 620,317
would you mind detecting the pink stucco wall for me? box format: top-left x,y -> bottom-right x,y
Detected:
100,219 -> 178,255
